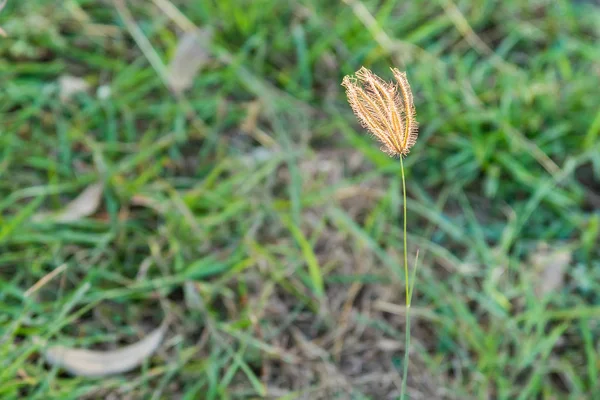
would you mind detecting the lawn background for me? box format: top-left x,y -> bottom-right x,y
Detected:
1,0 -> 600,398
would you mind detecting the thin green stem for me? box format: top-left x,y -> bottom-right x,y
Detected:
400,156 -> 410,400
400,157 -> 409,302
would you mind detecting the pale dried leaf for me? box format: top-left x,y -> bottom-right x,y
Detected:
58,75 -> 90,102
131,194 -> 167,214
183,281 -> 203,311
167,28 -> 213,94
0,0 -> 6,37
377,339 -> 402,352
41,183 -> 104,223
291,328 -> 328,360
530,245 -> 571,298
44,322 -> 167,377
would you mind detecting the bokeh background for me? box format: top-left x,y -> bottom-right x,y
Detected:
1,0 -> 600,398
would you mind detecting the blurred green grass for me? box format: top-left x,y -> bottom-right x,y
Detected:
1,0 -> 600,398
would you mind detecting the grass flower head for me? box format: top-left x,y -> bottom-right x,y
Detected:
342,67 -> 418,156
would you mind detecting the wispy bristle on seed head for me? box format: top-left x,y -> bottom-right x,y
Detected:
341,67 -> 418,157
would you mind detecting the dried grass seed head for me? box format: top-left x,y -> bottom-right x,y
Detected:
342,66 -> 418,156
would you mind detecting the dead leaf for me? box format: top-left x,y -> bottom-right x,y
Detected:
44,321 -> 167,377
240,101 -> 262,134
167,28 -> 213,94
35,183 -> 103,222
0,0 -> 5,37
530,244 -> 571,298
131,193 -> 167,214
58,75 -> 90,102
291,328 -> 328,360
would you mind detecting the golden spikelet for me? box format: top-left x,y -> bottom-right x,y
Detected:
342,67 -> 418,156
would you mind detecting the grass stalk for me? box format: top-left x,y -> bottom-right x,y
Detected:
399,156 -> 419,400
